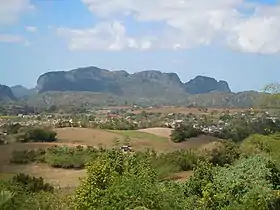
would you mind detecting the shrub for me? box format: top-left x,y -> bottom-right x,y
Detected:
207,141 -> 241,166
18,128 -> 57,143
184,155 -> 280,209
171,124 -> 201,143
44,146 -> 100,169
12,173 -> 54,193
72,151 -> 187,210
10,149 -> 45,164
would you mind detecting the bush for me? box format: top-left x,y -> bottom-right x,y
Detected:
10,149 -> 45,164
155,149 -> 201,175
44,146 -> 100,169
72,151 -> 187,210
207,141 -> 241,166
171,124 -> 201,143
0,176 -> 71,210
18,128 -> 57,143
184,155 -> 280,209
12,173 -> 54,193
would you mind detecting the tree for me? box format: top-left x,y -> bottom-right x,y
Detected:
72,151 -> 187,209
170,124 -> 201,143
260,83 -> 280,109
184,155 -> 280,209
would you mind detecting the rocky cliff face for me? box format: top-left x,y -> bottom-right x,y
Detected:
36,66 -> 231,97
184,76 -> 231,94
0,85 -> 16,101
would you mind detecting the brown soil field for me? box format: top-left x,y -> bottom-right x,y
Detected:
138,127 -> 173,138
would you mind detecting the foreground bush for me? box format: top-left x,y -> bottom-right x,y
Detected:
184,155 -> 280,209
72,151 -> 187,210
11,173 -> 54,193
0,174 -> 70,210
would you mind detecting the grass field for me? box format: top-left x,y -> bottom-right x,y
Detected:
0,127 -> 220,188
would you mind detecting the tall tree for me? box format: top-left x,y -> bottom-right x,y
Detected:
260,83 -> 280,109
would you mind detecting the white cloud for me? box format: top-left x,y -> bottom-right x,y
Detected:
57,21 -> 160,51
57,0 -> 280,53
0,34 -> 29,46
0,0 -> 34,25
228,5 -> 280,53
25,26 -> 37,32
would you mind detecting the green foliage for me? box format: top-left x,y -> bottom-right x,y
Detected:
241,133 -> 280,163
0,190 -> 14,209
10,149 -> 45,164
72,150 -> 187,209
154,149 -> 201,178
17,127 -> 57,143
213,118 -> 280,142
44,146 -> 100,169
0,176 -> 71,210
184,155 -> 280,209
261,83 -> 280,109
171,124 -> 201,143
207,141 -> 241,166
11,173 -> 54,193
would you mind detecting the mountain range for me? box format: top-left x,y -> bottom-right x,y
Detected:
36,66 -> 231,95
0,66 -> 262,108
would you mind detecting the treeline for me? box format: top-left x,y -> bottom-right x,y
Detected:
170,118 -> 280,143
1,123 -> 57,143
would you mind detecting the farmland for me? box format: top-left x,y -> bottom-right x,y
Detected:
1,104 -> 280,209
0,126 -> 222,189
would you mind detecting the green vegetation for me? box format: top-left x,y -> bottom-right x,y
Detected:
0,174 -> 69,210
44,146 -> 100,169
212,118 -> 280,142
170,124 -> 201,143
3,132 -> 280,209
184,156 -> 280,209
17,127 -> 57,143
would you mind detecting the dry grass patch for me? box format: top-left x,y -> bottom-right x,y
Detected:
1,163 -> 85,188
55,127 -> 122,147
138,127 -> 173,138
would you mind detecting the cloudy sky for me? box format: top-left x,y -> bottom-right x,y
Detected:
0,0 -> 280,91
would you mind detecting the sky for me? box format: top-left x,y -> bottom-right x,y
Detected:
0,0 -> 280,92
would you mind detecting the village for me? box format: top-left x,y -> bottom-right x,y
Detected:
0,106 -> 279,138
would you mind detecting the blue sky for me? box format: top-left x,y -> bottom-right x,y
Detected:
0,0 -> 280,92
